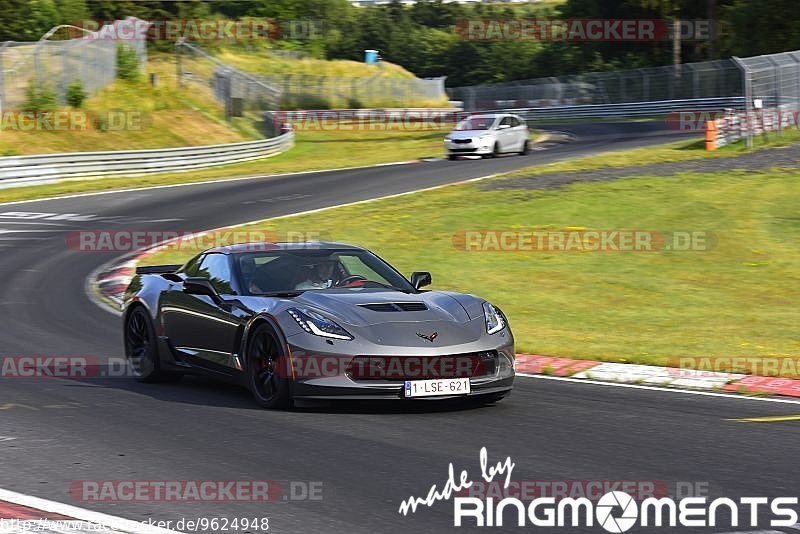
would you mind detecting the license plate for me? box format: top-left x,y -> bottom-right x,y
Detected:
403,378 -> 470,398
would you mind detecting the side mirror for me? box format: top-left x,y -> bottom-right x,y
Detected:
410,271 -> 432,289
498,123 -> 511,130
183,277 -> 221,300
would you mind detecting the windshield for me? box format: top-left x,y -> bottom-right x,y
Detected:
236,249 -> 415,295
455,116 -> 494,131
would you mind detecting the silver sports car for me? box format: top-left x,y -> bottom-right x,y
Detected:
122,242 -> 515,408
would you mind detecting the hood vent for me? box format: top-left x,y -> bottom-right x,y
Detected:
359,302 -> 428,312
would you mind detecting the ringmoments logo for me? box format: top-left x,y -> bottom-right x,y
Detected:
398,448 -> 799,531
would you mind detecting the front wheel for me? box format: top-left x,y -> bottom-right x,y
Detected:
124,306 -> 181,383
247,324 -> 291,409
518,140 -> 529,156
491,142 -> 500,158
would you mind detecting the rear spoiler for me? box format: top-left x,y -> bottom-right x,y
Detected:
135,264 -> 182,275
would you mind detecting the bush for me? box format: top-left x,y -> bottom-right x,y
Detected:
279,93 -> 331,110
117,45 -> 141,82
66,79 -> 87,108
23,83 -> 57,112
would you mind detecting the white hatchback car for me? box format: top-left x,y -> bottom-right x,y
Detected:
444,113 -> 530,160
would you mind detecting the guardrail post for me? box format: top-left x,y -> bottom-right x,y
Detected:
732,56 -> 753,149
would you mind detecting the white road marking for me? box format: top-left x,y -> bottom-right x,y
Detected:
0,212 -> 99,222
241,193 -> 310,205
0,222 -> 70,226
519,373 -> 800,405
0,160 -> 423,208
0,488 -> 180,534
0,436 -> 16,442
0,230 -> 66,234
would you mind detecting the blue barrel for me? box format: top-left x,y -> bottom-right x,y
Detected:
364,49 -> 378,64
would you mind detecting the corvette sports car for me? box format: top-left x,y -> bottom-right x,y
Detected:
122,242 -> 515,408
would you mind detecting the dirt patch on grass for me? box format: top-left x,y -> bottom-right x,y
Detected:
486,142 -> 800,190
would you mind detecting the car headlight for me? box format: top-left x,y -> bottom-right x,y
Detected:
483,302 -> 506,334
288,308 -> 353,340
444,135 -> 452,141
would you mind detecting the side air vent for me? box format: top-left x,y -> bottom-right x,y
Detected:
359,303 -> 429,312
394,302 -> 428,311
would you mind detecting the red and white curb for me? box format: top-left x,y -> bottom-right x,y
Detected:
0,488 -> 179,533
516,354 -> 800,399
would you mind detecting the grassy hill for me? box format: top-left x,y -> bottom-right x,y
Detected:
0,46 -> 447,156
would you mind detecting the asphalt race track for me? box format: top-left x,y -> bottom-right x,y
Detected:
0,122 -> 796,533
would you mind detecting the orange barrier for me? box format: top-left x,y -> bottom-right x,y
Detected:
704,120 -> 717,150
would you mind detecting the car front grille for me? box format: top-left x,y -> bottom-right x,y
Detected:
452,138 -> 473,144
346,351 -> 497,381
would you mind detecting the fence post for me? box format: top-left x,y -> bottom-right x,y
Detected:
176,40 -> 184,89
732,56 -> 752,148
766,57 -> 781,136
642,71 -> 649,102
0,43 -> 7,109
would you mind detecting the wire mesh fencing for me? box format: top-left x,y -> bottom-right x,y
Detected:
733,51 -> 800,145
176,41 -> 447,115
176,40 -> 282,119
0,18 -> 148,110
448,58 -> 743,110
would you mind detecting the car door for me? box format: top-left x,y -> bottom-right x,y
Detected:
496,116 -> 515,152
511,116 -> 528,150
161,253 -> 248,373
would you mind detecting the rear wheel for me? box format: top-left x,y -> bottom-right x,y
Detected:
247,324 -> 291,409
124,306 -> 181,383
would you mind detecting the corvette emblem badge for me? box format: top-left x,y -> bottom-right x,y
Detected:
416,331 -> 439,342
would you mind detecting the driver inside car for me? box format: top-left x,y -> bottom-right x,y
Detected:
294,260 -> 338,290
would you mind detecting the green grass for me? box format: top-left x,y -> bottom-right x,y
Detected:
0,45 -> 451,157
215,47 -> 417,79
142,136 -> 800,367
0,55 -> 255,156
500,128 -> 800,179
185,47 -> 450,108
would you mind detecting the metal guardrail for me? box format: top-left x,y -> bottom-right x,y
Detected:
0,131 -> 294,188
487,97 -> 749,122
